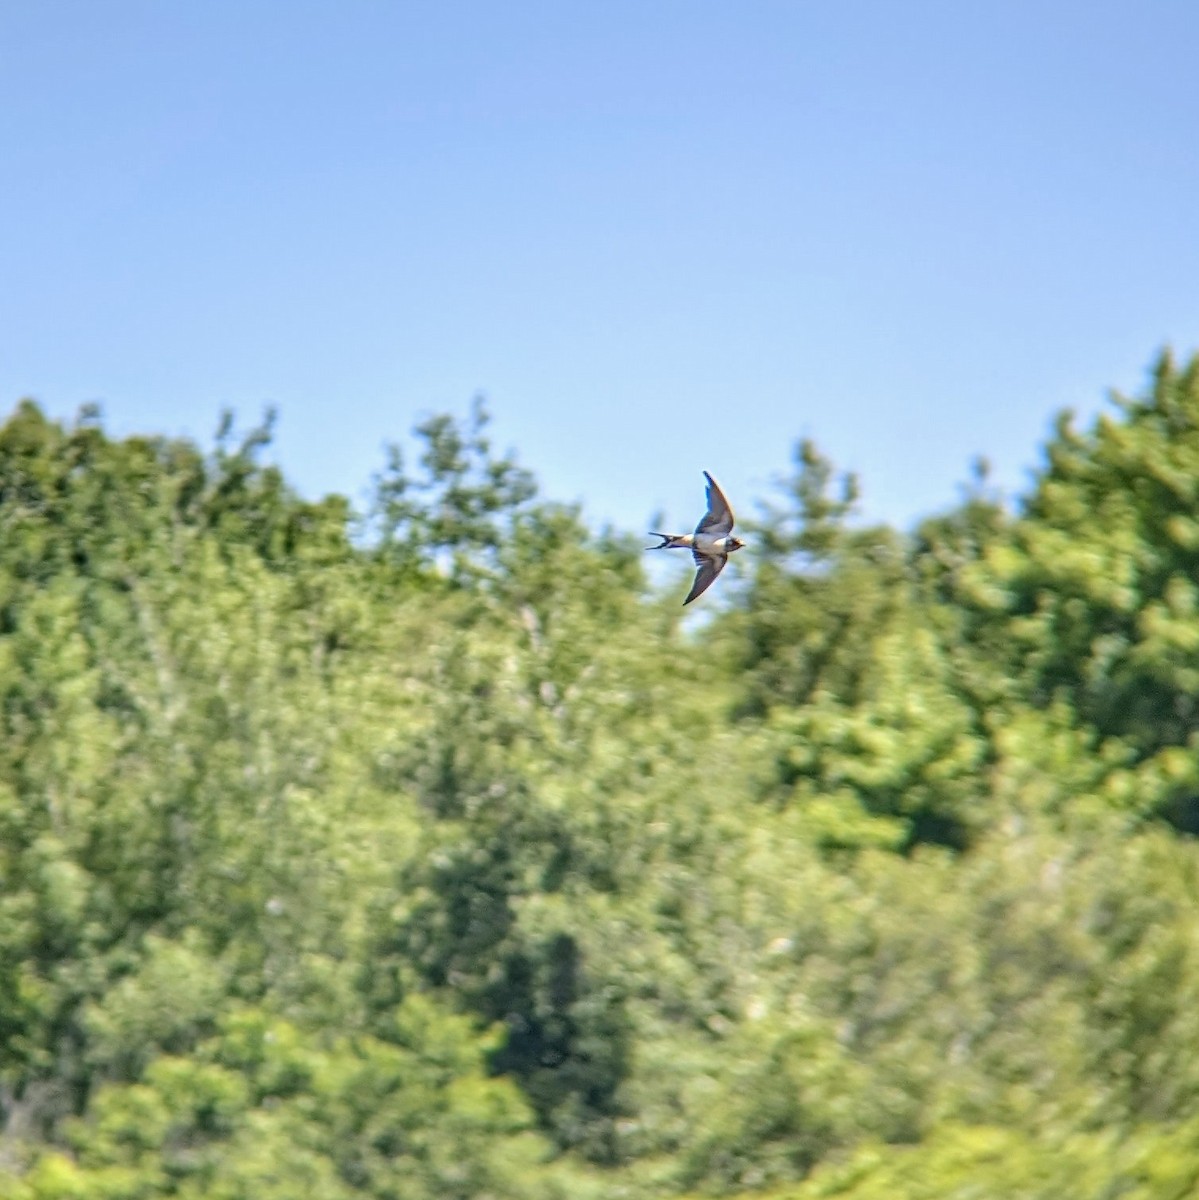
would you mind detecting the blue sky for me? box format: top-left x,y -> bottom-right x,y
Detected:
3,1 -> 1199,538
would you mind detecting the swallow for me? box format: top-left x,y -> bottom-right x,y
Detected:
649,471 -> 746,604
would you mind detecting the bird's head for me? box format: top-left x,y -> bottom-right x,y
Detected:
729,537 -> 746,553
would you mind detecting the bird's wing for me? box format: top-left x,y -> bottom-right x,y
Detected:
684,552 -> 727,605
694,470 -> 735,536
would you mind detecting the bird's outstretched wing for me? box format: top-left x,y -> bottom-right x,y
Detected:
684,551 -> 728,605
694,470 -> 735,536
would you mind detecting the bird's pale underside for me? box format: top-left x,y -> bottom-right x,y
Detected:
648,471 -> 746,604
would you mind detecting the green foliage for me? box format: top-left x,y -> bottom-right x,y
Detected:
729,440 -> 986,850
5,353 -> 1199,1198
5,1001 -> 552,1200
739,1115 -> 1199,1200
963,350 -> 1199,828
371,396 -> 537,581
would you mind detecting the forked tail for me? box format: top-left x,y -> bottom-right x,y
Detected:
647,532 -> 690,550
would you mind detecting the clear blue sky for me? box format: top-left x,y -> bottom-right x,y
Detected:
3,1 -> 1198,537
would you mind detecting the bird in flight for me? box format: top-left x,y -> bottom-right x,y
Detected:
649,471 -> 746,604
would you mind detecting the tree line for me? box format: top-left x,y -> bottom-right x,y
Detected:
2,352 -> 1199,1198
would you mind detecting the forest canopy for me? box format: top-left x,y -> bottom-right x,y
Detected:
2,351 -> 1199,1199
